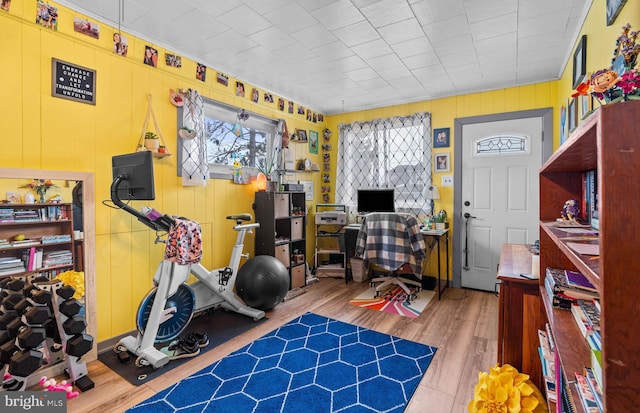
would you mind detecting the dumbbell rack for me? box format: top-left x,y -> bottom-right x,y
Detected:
0,274 -> 94,393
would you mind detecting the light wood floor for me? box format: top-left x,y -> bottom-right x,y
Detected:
65,279 -> 498,413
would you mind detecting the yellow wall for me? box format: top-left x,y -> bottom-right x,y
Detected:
1,0 -> 637,341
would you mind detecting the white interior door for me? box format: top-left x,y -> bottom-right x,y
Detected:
460,118 -> 542,291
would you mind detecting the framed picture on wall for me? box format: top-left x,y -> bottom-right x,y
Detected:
606,0 -> 628,26
296,129 -> 307,142
309,130 -> 318,154
435,153 -> 450,172
433,128 -> 450,148
299,180 -> 313,201
568,97 -> 578,132
572,35 -> 587,89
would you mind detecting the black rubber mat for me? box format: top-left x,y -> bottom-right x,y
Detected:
98,309 -> 266,385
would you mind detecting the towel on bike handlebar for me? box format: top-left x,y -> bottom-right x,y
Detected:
164,218 -> 202,265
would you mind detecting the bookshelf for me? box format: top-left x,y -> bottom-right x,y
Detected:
0,203 -> 75,279
253,191 -> 307,290
538,101 -> 640,411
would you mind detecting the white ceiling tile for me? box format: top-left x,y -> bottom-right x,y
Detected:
312,0 -> 366,31
391,38 -> 434,59
333,20 -> 381,47
410,0 -> 466,26
422,14 -> 471,44
403,52 -> 441,70
431,34 -> 475,57
378,18 -> 425,45
312,41 -> 355,62
219,4 -> 272,36
469,12 -> 517,41
290,24 -> 339,50
351,39 -> 394,60
463,0 -> 517,24
248,26 -> 297,51
359,0 -> 415,28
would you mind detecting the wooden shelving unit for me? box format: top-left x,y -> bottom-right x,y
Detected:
253,191 -> 307,290
0,203 -> 75,279
538,101 -> 640,412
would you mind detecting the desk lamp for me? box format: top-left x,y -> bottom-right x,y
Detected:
424,185 -> 440,215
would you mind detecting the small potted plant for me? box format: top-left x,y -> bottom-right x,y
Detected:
158,145 -> 168,154
144,131 -> 159,152
178,126 -> 196,140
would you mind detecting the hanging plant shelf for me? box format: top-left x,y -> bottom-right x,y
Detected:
136,94 -> 171,158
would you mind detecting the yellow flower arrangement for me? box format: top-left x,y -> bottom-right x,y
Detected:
55,270 -> 85,299
468,364 -> 548,413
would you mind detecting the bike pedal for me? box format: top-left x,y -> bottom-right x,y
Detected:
117,351 -> 131,364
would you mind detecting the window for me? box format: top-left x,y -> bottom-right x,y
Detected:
336,113 -> 433,222
475,134 -> 529,156
177,97 -> 279,179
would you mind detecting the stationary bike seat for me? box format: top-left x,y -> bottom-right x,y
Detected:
226,213 -> 252,222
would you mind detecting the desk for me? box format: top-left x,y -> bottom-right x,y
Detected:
421,228 -> 449,300
344,225 -> 449,299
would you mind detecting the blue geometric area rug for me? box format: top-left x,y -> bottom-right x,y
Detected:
127,312 -> 437,413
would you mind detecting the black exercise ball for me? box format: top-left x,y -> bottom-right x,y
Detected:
236,255 -> 290,311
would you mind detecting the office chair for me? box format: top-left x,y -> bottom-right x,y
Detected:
355,212 -> 426,303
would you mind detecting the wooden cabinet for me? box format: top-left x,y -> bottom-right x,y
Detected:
497,244 -> 541,390
537,101 -> 640,412
253,191 -> 307,290
0,203 -> 75,279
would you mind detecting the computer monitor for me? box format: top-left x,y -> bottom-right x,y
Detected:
357,188 -> 395,213
112,151 -> 155,201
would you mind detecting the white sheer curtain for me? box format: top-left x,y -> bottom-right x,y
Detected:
181,89 -> 208,186
336,112 -> 433,222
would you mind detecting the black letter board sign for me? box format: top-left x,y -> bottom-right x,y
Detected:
51,58 -> 96,105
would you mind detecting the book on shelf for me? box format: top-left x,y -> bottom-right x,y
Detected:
578,300 -> 601,350
556,356 -> 577,413
574,372 -> 601,412
545,267 -> 599,302
570,302 -> 593,338
565,270 -> 597,292
591,349 -> 602,390
538,329 -> 557,403
584,367 -> 603,412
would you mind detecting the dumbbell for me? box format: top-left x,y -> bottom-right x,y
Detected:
30,289 -> 53,305
56,285 -> 75,300
66,333 -> 93,358
62,315 -> 86,336
17,326 -> 46,349
23,305 -> 52,326
0,340 -> 18,365
1,294 -> 23,311
5,278 -> 25,292
8,349 -> 43,378
59,298 -> 81,317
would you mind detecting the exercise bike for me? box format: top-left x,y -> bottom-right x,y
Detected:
110,177 -> 266,369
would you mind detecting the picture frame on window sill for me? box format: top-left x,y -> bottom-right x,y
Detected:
434,153 -> 450,173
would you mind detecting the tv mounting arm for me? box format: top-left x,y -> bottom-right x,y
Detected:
110,175 -> 174,232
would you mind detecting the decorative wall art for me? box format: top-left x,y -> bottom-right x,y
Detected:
309,130 -> 319,154
606,0 -> 628,26
572,35 -> 587,89
51,58 -> 96,105
216,72 -> 228,86
568,97 -> 578,132
299,180 -> 314,201
73,17 -> 99,39
165,53 -> 182,68
36,1 -> 57,30
196,64 -> 206,81
560,102 -> 567,145
296,129 -> 307,142
433,128 -> 450,148
235,82 -> 245,97
435,153 -> 450,172
1,0 -> 11,12
143,45 -> 158,67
